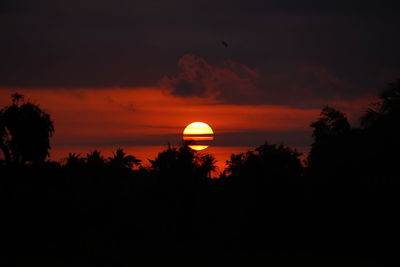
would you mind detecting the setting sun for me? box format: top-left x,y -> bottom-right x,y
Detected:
183,122 -> 214,150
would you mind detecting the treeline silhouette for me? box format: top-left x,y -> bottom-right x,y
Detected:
2,81 -> 400,266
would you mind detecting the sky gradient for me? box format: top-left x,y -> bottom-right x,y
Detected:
1,0 -> 400,170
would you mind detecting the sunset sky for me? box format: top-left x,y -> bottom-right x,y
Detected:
1,0 -> 400,170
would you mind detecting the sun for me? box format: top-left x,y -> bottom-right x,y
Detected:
183,122 -> 214,150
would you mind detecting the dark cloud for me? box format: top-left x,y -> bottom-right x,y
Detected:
254,64 -> 355,107
159,54 -> 258,98
158,54 -> 370,108
1,0 -> 400,106
3,0 -> 400,16
214,130 -> 312,148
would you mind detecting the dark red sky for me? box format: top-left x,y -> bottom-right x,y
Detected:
1,0 -> 400,168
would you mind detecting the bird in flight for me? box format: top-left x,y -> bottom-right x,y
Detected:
221,40 -> 228,48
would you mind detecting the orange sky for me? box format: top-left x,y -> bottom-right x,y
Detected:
0,87 -> 374,172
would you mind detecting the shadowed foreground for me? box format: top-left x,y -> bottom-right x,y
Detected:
2,81 -> 400,266
2,162 -> 398,266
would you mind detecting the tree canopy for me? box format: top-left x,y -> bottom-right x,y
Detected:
0,93 -> 54,165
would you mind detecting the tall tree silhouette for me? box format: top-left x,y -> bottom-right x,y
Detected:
108,148 -> 141,169
361,80 -> 400,129
306,106 -> 362,183
2,88 -> 398,265
360,80 -> 400,182
0,93 -> 54,165
148,143 -> 215,243
223,142 -> 304,249
198,154 -> 217,178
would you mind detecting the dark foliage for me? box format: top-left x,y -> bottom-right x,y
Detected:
306,106 -> 362,183
359,80 -> 400,182
225,142 -> 303,183
2,82 -> 400,266
0,94 -> 54,165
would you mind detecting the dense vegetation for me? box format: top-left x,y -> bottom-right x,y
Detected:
2,81 -> 400,266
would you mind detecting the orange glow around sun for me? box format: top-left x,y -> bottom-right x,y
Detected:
183,122 -> 214,150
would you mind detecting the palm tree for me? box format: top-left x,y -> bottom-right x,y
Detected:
149,144 -> 179,173
64,153 -> 85,168
86,150 -> 105,169
108,148 -> 141,169
198,154 -> 217,178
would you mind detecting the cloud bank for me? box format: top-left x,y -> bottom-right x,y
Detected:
159,54 -> 260,100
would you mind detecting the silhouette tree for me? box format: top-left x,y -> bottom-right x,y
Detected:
197,154 -> 217,178
224,152 -> 245,177
149,142 -> 217,180
149,143 -> 199,176
223,142 -> 304,249
148,143 -> 216,244
108,148 -> 141,169
359,80 -> 400,182
3,86 -> 398,265
149,144 -> 179,174
306,106 -> 360,183
86,150 -> 105,169
361,80 -> 400,129
64,153 -> 86,169
0,93 -> 54,165
310,106 -> 351,141
226,142 -> 303,183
